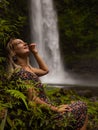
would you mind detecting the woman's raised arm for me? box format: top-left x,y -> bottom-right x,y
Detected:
29,43 -> 49,76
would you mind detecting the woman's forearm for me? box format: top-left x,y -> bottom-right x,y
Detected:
27,88 -> 57,112
28,89 -> 68,113
29,43 -> 49,73
33,96 -> 58,112
30,51 -> 49,76
33,52 -> 49,72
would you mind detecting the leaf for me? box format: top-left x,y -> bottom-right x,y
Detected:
0,109 -> 7,130
6,90 -> 28,110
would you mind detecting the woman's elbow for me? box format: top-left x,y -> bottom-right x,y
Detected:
42,69 -> 49,76
44,69 -> 49,74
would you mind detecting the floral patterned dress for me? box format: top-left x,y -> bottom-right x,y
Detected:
10,68 -> 87,130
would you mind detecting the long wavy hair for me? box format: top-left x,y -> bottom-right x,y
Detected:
6,38 -> 31,77
6,38 -> 21,76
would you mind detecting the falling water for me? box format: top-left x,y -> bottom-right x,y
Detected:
29,0 -> 98,86
29,0 -> 75,84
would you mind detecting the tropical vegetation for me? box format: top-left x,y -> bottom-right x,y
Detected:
0,0 -> 98,129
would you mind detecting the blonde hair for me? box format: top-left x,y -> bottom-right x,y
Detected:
6,38 -> 30,77
6,38 -> 21,76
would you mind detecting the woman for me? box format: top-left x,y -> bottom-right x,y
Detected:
6,38 -> 88,130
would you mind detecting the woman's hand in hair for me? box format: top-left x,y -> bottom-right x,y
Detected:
29,43 -> 38,54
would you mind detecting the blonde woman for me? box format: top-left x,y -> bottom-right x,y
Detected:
6,38 -> 88,130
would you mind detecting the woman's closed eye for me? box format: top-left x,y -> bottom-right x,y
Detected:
15,42 -> 26,46
14,42 -> 22,46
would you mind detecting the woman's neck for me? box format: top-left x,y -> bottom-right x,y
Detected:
16,57 -> 29,67
16,56 -> 36,74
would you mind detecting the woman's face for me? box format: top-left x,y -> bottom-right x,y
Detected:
12,39 -> 30,56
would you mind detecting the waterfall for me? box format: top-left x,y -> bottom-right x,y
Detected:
29,0 -> 76,84
29,0 -> 98,87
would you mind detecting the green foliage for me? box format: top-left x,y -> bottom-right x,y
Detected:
46,87 -> 98,130
6,90 -> 28,110
0,0 -> 29,77
0,0 -> 29,48
0,0 -> 98,129
0,74 -> 98,130
54,0 -> 98,64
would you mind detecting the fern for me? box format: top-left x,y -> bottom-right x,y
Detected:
6,90 -> 28,110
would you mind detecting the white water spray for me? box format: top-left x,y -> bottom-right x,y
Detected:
29,0 -> 98,86
29,0 -> 75,84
